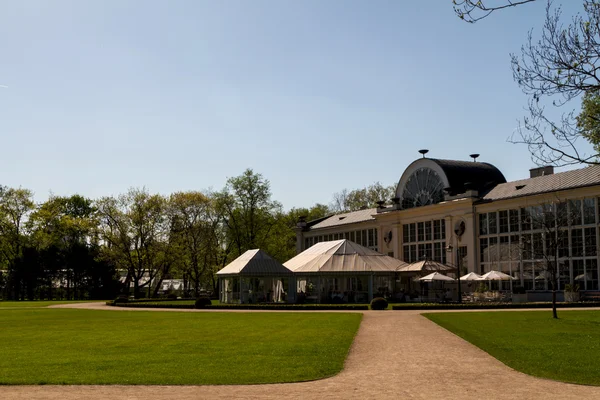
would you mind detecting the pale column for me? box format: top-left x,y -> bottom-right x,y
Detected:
392,224 -> 400,258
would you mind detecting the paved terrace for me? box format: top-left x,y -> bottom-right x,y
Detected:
2,303 -> 600,400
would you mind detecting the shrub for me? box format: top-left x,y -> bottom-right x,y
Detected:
512,286 -> 526,294
565,284 -> 580,293
167,293 -> 178,300
370,297 -> 388,310
113,295 -> 128,305
195,297 -> 212,309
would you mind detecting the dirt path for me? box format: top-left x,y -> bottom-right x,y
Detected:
2,303 -> 600,399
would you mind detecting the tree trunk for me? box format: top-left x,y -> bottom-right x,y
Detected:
133,279 -> 140,299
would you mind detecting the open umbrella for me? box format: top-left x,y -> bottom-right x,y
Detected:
419,272 -> 455,282
478,270 -> 516,281
460,272 -> 482,281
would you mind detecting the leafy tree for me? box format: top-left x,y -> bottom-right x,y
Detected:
168,191 -> 214,296
216,169 -> 283,257
97,188 -> 173,298
26,195 -> 117,300
0,187 -> 35,299
330,182 -> 395,212
577,90 -> 600,153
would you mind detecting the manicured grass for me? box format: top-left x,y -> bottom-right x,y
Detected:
0,300 -> 103,308
425,310 -> 600,385
0,309 -> 361,385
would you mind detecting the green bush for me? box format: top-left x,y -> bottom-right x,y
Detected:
113,295 -> 128,305
565,284 -> 580,293
370,297 -> 388,310
167,293 -> 178,300
195,297 -> 212,309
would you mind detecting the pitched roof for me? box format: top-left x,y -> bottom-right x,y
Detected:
310,208 -> 377,230
397,260 -> 456,273
216,249 -> 291,276
284,239 -> 407,273
430,158 -> 506,195
482,165 -> 600,202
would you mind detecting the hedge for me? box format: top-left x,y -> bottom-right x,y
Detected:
391,301 -> 600,310
111,302 -> 368,311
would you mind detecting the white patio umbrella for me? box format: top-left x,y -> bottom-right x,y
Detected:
478,270 -> 516,290
460,272 -> 482,281
419,272 -> 455,282
479,270 -> 516,281
575,273 -> 592,281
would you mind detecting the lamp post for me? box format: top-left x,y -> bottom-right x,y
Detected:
446,244 -> 462,303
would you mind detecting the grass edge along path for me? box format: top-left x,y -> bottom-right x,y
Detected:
0,308 -> 362,385
425,310 -> 600,386
0,300 -> 104,308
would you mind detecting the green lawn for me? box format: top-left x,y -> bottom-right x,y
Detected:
425,310 -> 600,385
0,309 -> 361,385
0,300 -> 103,308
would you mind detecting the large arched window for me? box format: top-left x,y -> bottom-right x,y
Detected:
400,168 -> 445,209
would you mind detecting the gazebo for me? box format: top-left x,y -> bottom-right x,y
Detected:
216,249 -> 293,304
284,239 -> 407,303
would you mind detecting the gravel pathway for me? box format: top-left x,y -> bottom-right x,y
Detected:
2,303 -> 600,399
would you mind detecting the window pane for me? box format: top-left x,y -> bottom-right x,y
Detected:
489,212 -> 498,234
569,199 -> 582,226
499,210 -> 509,233
409,223 -> 416,242
521,208 -> 531,231
425,221 -> 432,241
403,225 -> 409,243
434,220 -> 441,240
433,242 -> 441,262
403,245 -> 410,262
558,230 -> 569,258
510,210 -> 519,232
479,213 -> 488,235
583,198 -> 596,225
533,233 -> 543,259
441,219 -> 446,239
571,228 -> 584,257
587,259 -> 598,290
480,238 -> 488,262
499,236 -> 509,261
585,227 -> 597,256
489,237 -> 498,262
417,222 -> 425,242
557,202 -> 568,227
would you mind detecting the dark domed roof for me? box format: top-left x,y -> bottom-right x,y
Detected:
429,159 -> 506,195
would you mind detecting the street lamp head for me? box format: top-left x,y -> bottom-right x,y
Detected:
445,244 -> 453,253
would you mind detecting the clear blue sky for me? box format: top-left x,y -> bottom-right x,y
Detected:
0,0 -> 586,209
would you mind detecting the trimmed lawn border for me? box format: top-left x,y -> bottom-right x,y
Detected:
392,301 -> 600,310
0,309 -> 362,385
111,301 -> 369,311
425,310 -> 600,386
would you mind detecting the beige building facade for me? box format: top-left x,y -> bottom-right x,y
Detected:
296,157 -> 600,291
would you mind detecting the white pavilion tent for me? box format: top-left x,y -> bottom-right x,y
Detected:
284,239 -> 407,303
216,249 -> 292,304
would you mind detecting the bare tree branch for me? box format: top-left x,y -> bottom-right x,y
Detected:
454,0 -> 537,23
